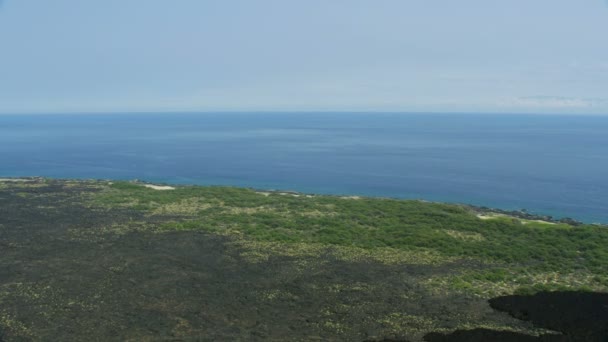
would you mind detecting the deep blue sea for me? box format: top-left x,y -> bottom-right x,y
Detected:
1,112 -> 607,223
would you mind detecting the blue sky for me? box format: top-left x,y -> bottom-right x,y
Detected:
0,0 -> 607,114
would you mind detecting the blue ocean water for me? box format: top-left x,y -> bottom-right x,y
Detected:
1,112 -> 607,223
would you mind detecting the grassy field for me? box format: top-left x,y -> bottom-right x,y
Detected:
1,178 -> 606,341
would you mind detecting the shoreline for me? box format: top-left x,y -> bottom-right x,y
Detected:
0,176 -> 601,226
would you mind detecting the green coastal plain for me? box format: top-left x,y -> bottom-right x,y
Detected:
0,178 -> 607,341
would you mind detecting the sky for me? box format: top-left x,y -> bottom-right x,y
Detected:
0,0 -> 607,114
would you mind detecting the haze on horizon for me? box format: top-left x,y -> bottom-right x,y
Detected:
0,0 -> 607,115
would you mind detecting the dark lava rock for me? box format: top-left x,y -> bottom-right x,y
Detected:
424,328 -> 541,342
423,291 -> 608,342
489,291 -> 608,342
558,217 -> 582,226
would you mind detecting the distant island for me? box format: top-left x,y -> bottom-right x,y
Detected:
1,178 -> 607,341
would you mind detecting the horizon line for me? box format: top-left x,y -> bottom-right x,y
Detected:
0,110 -> 607,117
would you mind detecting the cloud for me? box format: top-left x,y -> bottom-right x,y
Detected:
501,96 -> 608,110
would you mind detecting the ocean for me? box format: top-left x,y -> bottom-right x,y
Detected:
1,112 -> 607,223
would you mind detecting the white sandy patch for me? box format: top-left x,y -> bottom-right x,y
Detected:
522,219 -> 556,225
477,214 -> 556,225
278,192 -> 300,197
476,214 -> 506,220
257,191 -> 313,198
341,196 -> 361,200
279,193 -> 314,198
143,184 -> 175,191
0,178 -> 30,182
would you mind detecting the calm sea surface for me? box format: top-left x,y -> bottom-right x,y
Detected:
1,113 -> 607,223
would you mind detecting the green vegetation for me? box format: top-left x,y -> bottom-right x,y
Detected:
94,182 -> 608,273
83,180 -> 608,298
